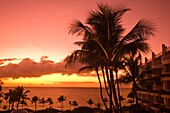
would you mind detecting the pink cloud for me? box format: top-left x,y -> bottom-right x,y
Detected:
0,58 -> 17,65
0,56 -> 94,78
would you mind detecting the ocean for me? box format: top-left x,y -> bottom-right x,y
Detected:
1,87 -> 131,110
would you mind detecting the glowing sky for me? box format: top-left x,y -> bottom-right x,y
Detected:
0,0 -> 170,87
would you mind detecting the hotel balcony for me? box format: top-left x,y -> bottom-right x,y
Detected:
161,54 -> 170,65
162,71 -> 170,75
151,61 -> 162,69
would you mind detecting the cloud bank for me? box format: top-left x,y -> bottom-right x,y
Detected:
0,56 -> 89,78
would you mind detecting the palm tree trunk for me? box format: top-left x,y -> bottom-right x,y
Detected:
17,100 -> 20,110
115,69 -> 122,113
35,102 -> 37,111
133,81 -> 139,110
105,67 -> 117,113
110,69 -> 119,113
101,66 -> 110,96
95,68 -> 109,113
62,102 -> 63,111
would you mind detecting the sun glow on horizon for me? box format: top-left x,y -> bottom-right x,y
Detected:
2,73 -> 99,87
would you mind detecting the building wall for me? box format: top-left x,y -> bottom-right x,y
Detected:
137,44 -> 170,112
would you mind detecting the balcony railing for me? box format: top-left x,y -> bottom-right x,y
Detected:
151,61 -> 162,69
137,88 -> 170,95
162,54 -> 170,65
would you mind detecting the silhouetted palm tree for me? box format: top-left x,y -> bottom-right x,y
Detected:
39,98 -> 46,109
57,95 -> 66,111
72,100 -> 78,108
87,99 -> 94,108
96,103 -> 103,108
69,101 -> 72,110
20,99 -> 27,109
46,98 -> 53,108
31,96 -> 39,111
49,100 -> 54,108
8,89 -> 16,109
66,3 -> 155,113
120,52 -> 143,109
14,86 -> 30,109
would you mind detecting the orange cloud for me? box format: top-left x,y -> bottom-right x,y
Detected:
0,56 -> 93,78
0,58 -> 18,65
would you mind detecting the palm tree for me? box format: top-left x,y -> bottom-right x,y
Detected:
72,100 -> 78,109
120,52 -> 143,107
49,100 -> 54,108
69,101 -> 72,110
8,89 -> 16,109
39,98 -> 46,109
31,96 -> 39,111
14,86 -> 30,109
66,3 -> 155,113
57,95 -> 66,111
46,98 -> 53,108
96,103 -> 103,108
87,99 -> 94,108
20,99 -> 27,109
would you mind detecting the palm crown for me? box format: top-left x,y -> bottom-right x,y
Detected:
66,3 -> 155,113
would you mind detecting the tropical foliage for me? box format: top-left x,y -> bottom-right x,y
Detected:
87,99 -> 94,107
66,3 -> 154,113
57,95 -> 66,111
39,98 -> 46,109
31,95 -> 39,111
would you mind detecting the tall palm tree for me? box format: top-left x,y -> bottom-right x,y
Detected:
87,99 -> 94,108
39,98 -> 46,109
120,52 -> 143,107
31,96 -> 39,111
8,89 -> 16,109
14,86 -> 30,109
57,95 -> 66,111
66,3 -> 155,113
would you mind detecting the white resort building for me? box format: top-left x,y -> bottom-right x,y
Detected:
137,44 -> 170,113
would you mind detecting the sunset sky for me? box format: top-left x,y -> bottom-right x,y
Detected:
0,0 -> 170,87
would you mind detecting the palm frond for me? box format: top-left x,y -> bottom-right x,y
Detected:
78,65 -> 94,73
120,18 -> 155,45
65,49 -> 84,67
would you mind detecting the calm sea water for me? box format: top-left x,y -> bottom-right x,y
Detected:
2,87 -> 131,110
